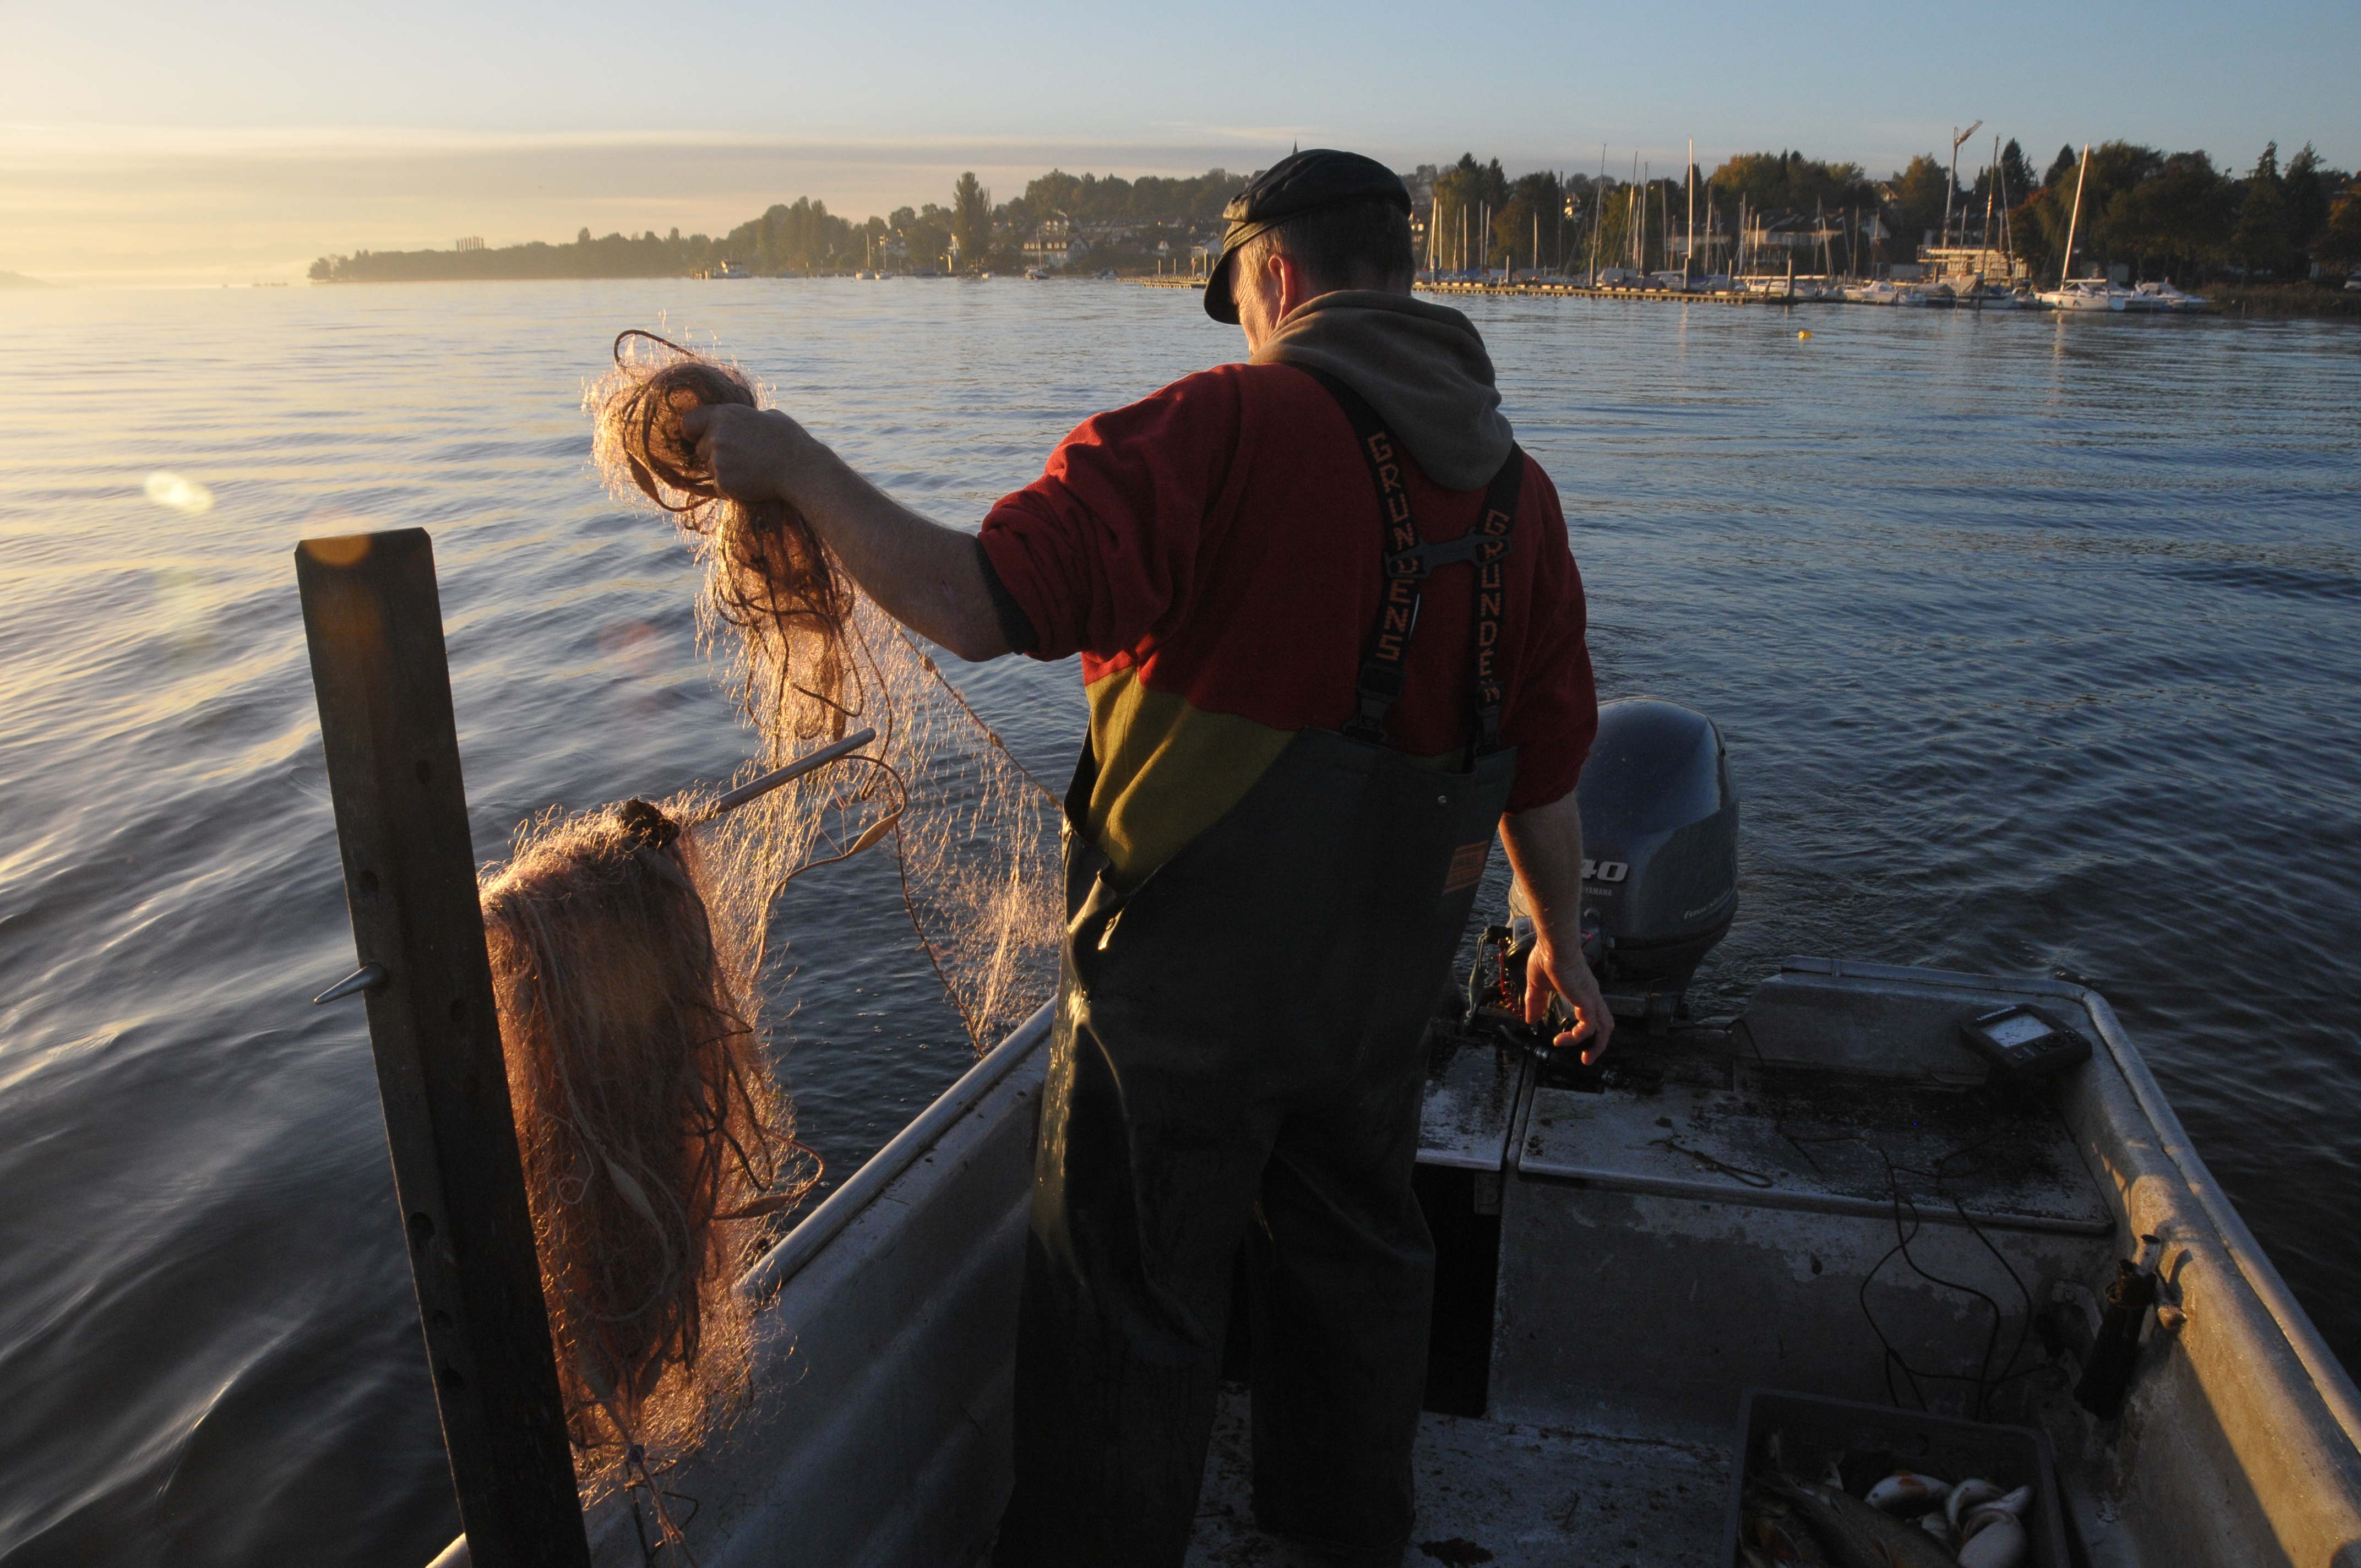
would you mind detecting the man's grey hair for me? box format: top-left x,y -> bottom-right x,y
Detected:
1238,198 -> 1418,295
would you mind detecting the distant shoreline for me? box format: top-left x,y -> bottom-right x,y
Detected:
296,269 -> 2361,322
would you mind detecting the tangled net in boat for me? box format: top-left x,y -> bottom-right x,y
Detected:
481,795 -> 820,1495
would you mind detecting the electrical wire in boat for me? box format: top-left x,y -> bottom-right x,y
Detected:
1856,1134 -> 2040,1421
1647,1134 -> 1776,1189
1731,1017 -> 2042,1421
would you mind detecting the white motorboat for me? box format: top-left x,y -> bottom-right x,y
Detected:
2134,281 -> 2209,313
1842,280 -> 1903,305
2038,280 -> 2127,312
1957,281 -> 2031,309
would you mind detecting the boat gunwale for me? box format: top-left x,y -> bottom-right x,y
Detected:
736,1001 -> 1056,1305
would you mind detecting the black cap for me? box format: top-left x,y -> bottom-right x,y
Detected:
1203,149 -> 1412,324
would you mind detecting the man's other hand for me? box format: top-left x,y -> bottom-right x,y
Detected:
1524,930 -> 1614,1065
678,403 -> 813,505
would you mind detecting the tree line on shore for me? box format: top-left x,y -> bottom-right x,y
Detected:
1428,140 -> 2355,285
307,139 -> 2357,286
305,167 -> 1250,282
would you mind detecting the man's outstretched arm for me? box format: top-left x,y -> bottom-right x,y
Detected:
680,403 -> 1013,662
1498,788 -> 1615,1064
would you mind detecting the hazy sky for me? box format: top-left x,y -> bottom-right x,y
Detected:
5,0 -> 2353,284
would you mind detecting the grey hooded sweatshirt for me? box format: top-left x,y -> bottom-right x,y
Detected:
1249,289 -> 1516,491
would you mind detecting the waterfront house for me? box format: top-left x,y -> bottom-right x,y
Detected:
1022,216 -> 1089,272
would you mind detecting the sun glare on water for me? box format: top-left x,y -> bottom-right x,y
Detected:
143,472 -> 214,515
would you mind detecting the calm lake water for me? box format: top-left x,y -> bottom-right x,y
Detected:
0,279 -> 2354,1566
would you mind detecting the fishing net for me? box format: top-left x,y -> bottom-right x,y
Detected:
588,335 -> 852,743
587,329 -> 1062,1051
481,794 -> 819,1501
466,330 -> 1061,1520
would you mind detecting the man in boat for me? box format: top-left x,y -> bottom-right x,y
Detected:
685,148 -> 1609,1567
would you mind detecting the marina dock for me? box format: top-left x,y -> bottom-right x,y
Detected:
1136,274 -> 1789,304
1422,279 -> 1787,305
1139,274 -> 2203,312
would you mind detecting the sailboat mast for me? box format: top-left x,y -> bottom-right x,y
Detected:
1997,148 -> 2014,274
1685,137 -> 1696,286
1597,146 -> 1607,282
1945,126 -> 1957,249
1981,135 -> 2000,286
2060,141 -> 2091,286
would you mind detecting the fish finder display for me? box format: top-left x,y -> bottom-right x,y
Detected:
1982,1010 -> 2054,1048
1960,1003 -> 2093,1082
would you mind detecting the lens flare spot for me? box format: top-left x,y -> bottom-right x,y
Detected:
144,472 -> 215,514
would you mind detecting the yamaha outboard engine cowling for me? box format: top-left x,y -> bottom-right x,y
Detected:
1470,698 -> 1738,1037
1574,698 -> 1739,1022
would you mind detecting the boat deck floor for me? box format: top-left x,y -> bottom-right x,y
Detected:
1187,1387 -> 1731,1567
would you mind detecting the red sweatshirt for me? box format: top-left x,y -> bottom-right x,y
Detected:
981,359 -> 1597,883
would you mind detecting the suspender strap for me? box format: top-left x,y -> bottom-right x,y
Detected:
1466,443 -> 1524,757
1303,367 -> 1519,754
1304,368 -> 1423,742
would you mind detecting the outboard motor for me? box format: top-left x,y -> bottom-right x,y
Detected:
1470,698 -> 1738,1037
1573,698 -> 1739,1021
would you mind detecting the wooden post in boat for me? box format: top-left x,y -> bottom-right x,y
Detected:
297,527 -> 591,1568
